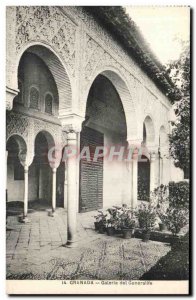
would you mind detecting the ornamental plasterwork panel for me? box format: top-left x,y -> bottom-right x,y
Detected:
80,35 -> 138,116
6,111 -> 29,141
16,6 -> 77,77
65,6 -> 172,106
65,7 -> 138,72
142,90 -> 156,115
6,7 -> 17,89
7,111 -> 64,152
81,34 -> 159,119
82,35 -> 132,92
84,36 -> 108,82
64,6 -> 146,90
32,118 -> 62,147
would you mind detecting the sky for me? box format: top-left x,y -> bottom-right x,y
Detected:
125,6 -> 190,65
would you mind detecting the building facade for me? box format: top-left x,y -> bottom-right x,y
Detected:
6,6 -> 183,246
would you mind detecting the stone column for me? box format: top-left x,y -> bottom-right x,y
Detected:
150,152 -> 156,195
159,151 -> 163,185
59,114 -> 84,247
126,160 -> 132,207
48,144 -> 61,217
66,131 -> 78,247
131,149 -> 138,208
124,159 -> 132,207
127,140 -> 142,209
22,165 -> 29,223
52,167 -> 57,214
64,162 -> 68,210
18,142 -> 34,223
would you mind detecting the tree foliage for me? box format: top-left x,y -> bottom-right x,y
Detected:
166,42 -> 190,175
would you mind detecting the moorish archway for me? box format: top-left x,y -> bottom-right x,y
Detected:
6,134 -> 27,203
79,73 -> 128,212
6,43 -> 72,218
14,43 -> 72,114
28,131 -> 55,208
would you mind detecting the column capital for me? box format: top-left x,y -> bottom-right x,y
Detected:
59,113 -> 84,134
24,165 -> 29,172
132,148 -> 139,160
52,167 -> 57,173
150,151 -> 157,161
18,151 -> 34,168
159,146 -> 169,158
148,144 -> 159,153
67,131 -> 78,141
127,138 -> 143,148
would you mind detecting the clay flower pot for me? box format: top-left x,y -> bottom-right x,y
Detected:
142,229 -> 151,242
94,221 -> 99,231
159,223 -> 167,231
122,228 -> 135,239
98,224 -> 105,234
106,227 -> 115,236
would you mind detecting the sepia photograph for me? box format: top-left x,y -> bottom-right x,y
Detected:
5,4 -> 190,295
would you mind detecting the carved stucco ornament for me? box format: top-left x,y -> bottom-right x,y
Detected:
16,6 -> 77,77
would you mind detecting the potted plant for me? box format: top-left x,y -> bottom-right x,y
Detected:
136,202 -> 156,242
157,212 -> 168,231
94,218 -> 99,231
93,211 -> 107,233
121,218 -> 136,239
106,205 -> 128,235
105,208 -> 119,236
119,208 -> 136,239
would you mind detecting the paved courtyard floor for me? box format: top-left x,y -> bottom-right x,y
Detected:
6,207 -> 170,280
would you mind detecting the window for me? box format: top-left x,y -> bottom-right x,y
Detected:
29,86 -> 39,109
14,162 -> 24,180
45,93 -> 53,114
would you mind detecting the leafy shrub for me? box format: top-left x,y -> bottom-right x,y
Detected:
152,184 -> 169,204
135,202 -> 157,230
118,209 -> 136,229
164,207 -> 189,235
94,211 -> 107,226
106,207 -> 121,229
106,205 -> 136,230
169,181 -> 189,209
152,184 -> 169,223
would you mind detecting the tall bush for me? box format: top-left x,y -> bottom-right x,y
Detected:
169,181 -> 189,209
